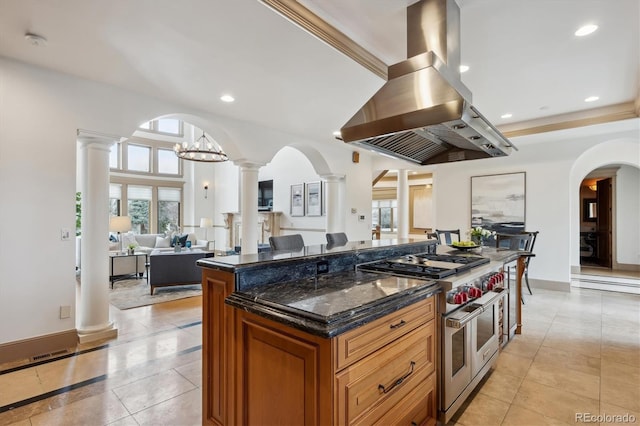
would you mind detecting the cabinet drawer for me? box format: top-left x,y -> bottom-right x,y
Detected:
371,373 -> 437,426
336,321 -> 435,425
336,296 -> 435,370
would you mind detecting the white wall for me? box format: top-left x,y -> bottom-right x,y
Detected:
433,120 -> 639,286
616,165 -> 640,265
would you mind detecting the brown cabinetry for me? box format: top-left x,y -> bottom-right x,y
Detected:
202,268 -> 438,425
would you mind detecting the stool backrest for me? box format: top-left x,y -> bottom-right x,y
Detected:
435,229 -> 461,245
269,234 -> 304,251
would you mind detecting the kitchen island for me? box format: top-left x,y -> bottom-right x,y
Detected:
197,239 -> 441,426
196,240 -> 527,425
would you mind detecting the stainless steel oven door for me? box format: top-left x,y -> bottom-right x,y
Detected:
442,316 -> 472,411
471,295 -> 501,376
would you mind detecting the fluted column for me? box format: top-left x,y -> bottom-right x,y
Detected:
321,174 -> 345,233
77,132 -> 118,343
397,169 -> 409,238
236,161 -> 263,254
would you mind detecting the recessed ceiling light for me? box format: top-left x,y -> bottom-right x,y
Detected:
220,94 -> 235,103
459,65 -> 469,73
575,24 -> 598,37
500,113 -> 513,119
584,96 -> 599,102
25,32 -> 47,46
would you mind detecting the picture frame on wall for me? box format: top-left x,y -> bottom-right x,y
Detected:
305,181 -> 322,216
471,172 -> 526,234
290,183 -> 304,217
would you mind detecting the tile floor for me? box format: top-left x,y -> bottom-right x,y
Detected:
1,283 -> 639,426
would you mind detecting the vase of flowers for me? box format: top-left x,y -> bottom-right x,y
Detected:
468,227 -> 495,246
127,243 -> 137,255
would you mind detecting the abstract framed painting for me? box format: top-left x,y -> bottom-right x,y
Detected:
471,172 -> 525,234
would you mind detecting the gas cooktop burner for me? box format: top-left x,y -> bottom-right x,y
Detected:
358,252 -> 490,280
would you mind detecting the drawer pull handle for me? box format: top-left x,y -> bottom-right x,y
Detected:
389,320 -> 406,329
378,361 -> 415,394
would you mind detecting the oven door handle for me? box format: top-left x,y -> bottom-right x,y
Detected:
445,305 -> 482,328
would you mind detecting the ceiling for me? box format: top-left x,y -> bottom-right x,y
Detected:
0,0 -> 638,151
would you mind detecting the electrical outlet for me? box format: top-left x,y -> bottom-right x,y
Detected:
60,228 -> 71,241
59,305 -> 71,319
358,215 -> 366,221
316,260 -> 329,275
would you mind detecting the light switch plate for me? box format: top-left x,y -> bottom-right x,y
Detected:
60,228 -> 71,241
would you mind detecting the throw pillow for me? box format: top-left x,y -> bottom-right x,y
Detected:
121,233 -> 137,248
155,236 -> 171,248
170,234 -> 189,247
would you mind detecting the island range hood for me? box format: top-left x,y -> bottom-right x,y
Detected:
340,0 -> 516,165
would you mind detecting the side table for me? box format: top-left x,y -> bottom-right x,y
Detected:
109,252 -> 149,288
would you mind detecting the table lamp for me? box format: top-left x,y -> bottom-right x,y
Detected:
110,216 -> 132,253
200,217 -> 213,249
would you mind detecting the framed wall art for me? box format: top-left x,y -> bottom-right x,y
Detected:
290,183 -> 304,217
305,181 -> 322,216
471,172 -> 525,234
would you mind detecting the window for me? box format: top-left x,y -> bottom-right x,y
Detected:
158,148 -> 179,175
372,200 -> 397,232
127,185 -> 152,234
157,188 -> 181,234
127,144 -> 151,172
109,184 -> 122,217
109,143 -> 120,169
139,118 -> 183,136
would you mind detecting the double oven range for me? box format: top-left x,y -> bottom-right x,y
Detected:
358,249 -> 509,423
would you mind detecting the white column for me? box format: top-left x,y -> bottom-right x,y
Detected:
77,133 -> 118,344
321,174 -> 345,233
397,169 -> 409,238
236,161 -> 262,254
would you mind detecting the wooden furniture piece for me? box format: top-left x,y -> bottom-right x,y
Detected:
372,225 -> 381,240
201,267 -> 438,426
148,249 -> 212,295
108,252 -> 148,288
496,231 -> 538,296
435,229 -> 460,245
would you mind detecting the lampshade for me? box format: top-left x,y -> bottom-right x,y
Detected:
200,217 -> 213,228
109,216 -> 131,233
174,131 -> 228,163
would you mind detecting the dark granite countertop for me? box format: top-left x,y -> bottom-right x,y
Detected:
197,238 -> 433,272
225,270 -> 441,338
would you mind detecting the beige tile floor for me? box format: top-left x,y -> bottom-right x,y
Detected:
1,284 -> 639,426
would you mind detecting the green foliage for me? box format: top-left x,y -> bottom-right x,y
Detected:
76,192 -> 82,236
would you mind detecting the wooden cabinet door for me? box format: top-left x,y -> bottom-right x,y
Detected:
202,269 -> 236,426
596,178 -> 612,268
237,312 -> 333,426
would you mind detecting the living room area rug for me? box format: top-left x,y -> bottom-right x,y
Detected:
109,278 -> 202,310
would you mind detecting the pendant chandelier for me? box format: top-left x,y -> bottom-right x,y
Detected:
174,131 -> 229,162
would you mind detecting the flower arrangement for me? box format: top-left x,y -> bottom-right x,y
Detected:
468,226 -> 496,245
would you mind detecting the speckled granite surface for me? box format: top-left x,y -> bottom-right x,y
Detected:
225,270 -> 440,337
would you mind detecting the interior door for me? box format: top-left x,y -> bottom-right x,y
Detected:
409,185 -> 432,234
596,178 -> 612,268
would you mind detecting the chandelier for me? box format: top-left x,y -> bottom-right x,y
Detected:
174,131 -> 229,162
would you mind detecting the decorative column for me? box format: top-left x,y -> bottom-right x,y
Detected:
77,132 -> 118,344
397,169 -> 409,238
236,161 -> 263,254
321,174 -> 345,233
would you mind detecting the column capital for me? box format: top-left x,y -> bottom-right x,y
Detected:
233,159 -> 265,170
77,129 -> 119,149
320,173 -> 345,182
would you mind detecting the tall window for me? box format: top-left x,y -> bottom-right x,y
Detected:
127,185 -> 152,234
109,143 -> 120,169
158,148 -> 179,174
109,184 -> 122,216
372,200 -> 397,232
127,144 -> 151,172
157,188 -> 181,234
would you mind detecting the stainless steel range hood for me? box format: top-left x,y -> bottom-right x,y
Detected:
340,0 -> 516,165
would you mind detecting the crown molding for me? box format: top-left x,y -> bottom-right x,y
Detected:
261,0 -> 387,79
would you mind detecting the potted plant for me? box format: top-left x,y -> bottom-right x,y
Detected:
127,243 -> 137,255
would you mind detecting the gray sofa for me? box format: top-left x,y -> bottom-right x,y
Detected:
148,249 -> 213,295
